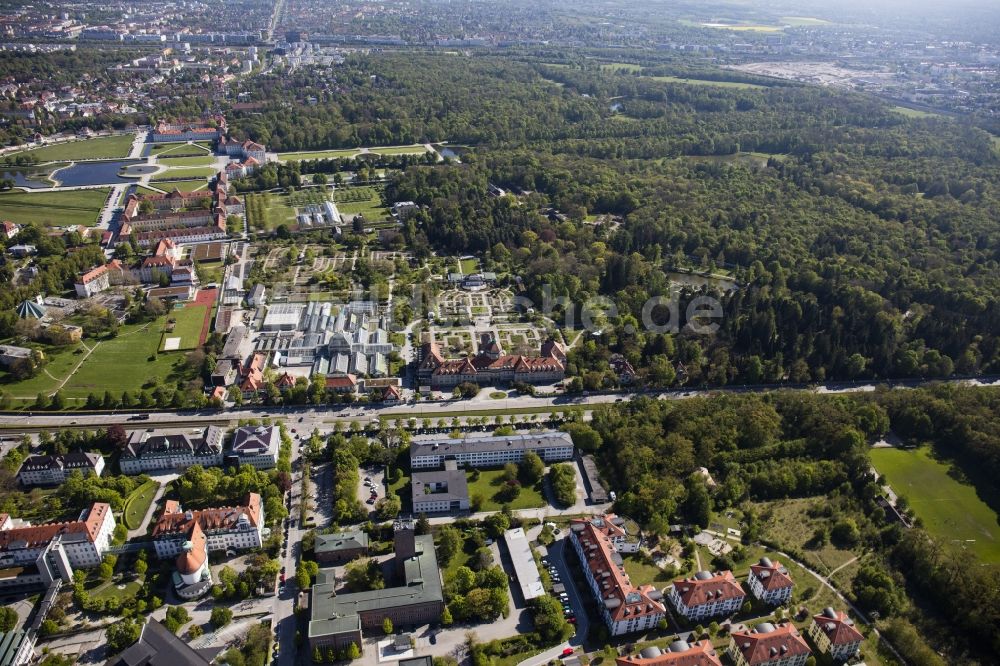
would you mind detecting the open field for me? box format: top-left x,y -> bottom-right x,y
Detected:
460,258 -> 478,273
3,134 -> 134,162
156,155 -> 217,168
870,446 -> 1000,563
123,480 -> 161,530
599,62 -> 643,72
278,144 -> 431,162
246,192 -> 299,231
466,469 -> 545,511
333,186 -> 387,220
370,144 -> 430,155
0,188 -> 109,226
1,319 -> 197,406
279,148 -> 361,161
749,497 -> 861,574
159,303 -> 210,351
643,75 -> 770,89
891,106 -> 943,119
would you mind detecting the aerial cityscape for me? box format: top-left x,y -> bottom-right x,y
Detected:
0,1 -> 998,666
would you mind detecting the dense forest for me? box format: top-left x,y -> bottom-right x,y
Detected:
222,53 -> 1000,385
572,386 -> 1000,666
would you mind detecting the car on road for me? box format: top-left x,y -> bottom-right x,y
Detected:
366,498 -> 375,504
561,648 -> 575,658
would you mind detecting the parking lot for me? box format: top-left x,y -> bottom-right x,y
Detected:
357,465 -> 386,517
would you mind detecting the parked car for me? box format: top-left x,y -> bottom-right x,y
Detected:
561,648 -> 575,658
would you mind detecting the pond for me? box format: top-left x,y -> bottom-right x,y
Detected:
49,159 -> 144,187
0,164 -> 66,189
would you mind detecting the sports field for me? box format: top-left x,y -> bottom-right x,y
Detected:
0,188 -> 110,226
870,446 -> 1000,563
3,134 -> 135,162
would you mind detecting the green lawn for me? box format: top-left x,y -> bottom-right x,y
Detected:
123,480 -> 160,530
870,446 -> 1000,563
156,155 -> 217,168
466,469 -> 546,511
460,258 -> 478,273
159,304 -> 209,351
0,188 -> 109,226
148,178 -> 209,191
891,106 -> 942,119
621,554 -> 673,587
643,75 -> 769,89
3,134 -> 134,163
150,142 -> 213,157
333,187 -> 387,220
92,580 -> 143,602
370,145 -> 430,155
279,148 -> 362,162
46,319 -> 199,402
0,342 -> 83,398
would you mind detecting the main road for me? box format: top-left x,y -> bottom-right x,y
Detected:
0,376 -> 997,435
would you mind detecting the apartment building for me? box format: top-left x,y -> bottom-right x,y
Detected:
747,557 -> 794,606
668,571 -> 746,621
410,432 -> 574,470
728,623 -> 811,666
807,608 -> 863,663
569,515 -> 665,636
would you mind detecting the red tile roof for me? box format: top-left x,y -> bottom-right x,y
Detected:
730,623 -> 810,666
153,493 -> 261,539
571,515 -> 665,623
0,502 -> 111,550
616,641 -> 722,666
177,521 -> 208,575
749,559 -> 794,591
812,609 -> 863,646
671,571 -> 745,608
